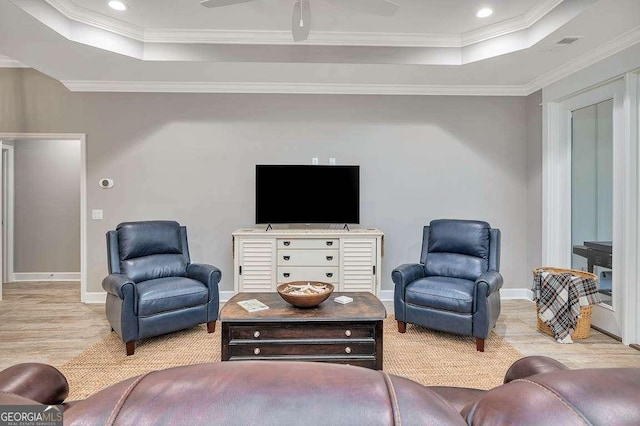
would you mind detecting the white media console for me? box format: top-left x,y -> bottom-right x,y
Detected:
232,227 -> 384,297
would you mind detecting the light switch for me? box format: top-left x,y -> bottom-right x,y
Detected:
92,209 -> 103,220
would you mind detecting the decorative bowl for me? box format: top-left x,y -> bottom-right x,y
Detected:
277,281 -> 334,308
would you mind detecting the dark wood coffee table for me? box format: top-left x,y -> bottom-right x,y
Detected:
220,292 -> 386,370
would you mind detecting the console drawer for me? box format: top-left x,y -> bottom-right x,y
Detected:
277,239 -> 338,250
228,324 -> 375,340
228,341 -> 375,358
277,267 -> 339,283
278,249 -> 339,266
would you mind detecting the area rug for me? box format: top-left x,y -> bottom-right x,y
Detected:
59,317 -> 523,400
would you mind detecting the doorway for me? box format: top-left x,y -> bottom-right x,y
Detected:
570,99 -> 618,336
0,133 -> 87,302
543,79 -> 627,340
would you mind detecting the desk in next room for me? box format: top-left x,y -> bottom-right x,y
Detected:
220,292 -> 386,370
572,241 -> 612,273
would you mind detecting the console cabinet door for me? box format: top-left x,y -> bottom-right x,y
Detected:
238,239 -> 276,292
341,239 -> 377,293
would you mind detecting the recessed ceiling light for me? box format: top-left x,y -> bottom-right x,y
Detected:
108,1 -> 127,11
476,8 -> 493,18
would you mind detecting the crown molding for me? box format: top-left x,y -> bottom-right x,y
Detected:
44,0 -> 145,40
462,0 -> 562,46
61,80 -> 529,96
40,0 -> 561,48
0,54 -> 27,68
526,25 -> 640,94
144,28 -> 461,47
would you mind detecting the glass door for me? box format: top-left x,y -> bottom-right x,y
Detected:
571,99 -> 619,336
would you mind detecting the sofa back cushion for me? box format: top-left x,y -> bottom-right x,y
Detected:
424,219 -> 490,281
116,221 -> 187,282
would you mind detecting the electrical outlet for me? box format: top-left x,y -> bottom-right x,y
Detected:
329,157 -> 336,165
92,209 -> 103,220
312,157 -> 319,165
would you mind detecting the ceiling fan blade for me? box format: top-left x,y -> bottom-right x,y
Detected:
200,0 -> 257,8
323,0 -> 399,16
292,0 -> 311,42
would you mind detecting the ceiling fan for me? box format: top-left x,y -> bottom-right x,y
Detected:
200,0 -> 399,42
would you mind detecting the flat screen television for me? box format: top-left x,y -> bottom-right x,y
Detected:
256,165 -> 360,224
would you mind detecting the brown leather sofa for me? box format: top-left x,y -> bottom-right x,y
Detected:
0,357 -> 638,425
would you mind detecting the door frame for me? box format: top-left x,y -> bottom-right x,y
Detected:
0,133 -> 87,302
542,75 -> 638,344
1,144 -> 15,285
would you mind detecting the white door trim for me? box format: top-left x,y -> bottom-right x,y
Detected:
0,133 -> 87,303
1,143 -> 15,284
542,77 -> 638,344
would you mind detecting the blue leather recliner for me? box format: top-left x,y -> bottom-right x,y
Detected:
392,219 -> 503,352
102,221 -> 221,355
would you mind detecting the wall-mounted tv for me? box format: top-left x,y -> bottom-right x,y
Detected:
256,165 -> 360,224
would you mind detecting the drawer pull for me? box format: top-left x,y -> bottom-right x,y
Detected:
283,273 -> 290,278
326,273 -> 333,278
254,348 -> 261,355
283,241 -> 290,246
283,256 -> 290,261
345,347 -> 352,354
326,256 -> 333,261
254,331 -> 260,338
345,330 -> 352,337
326,241 -> 333,246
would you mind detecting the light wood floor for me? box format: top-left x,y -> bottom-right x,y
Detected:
0,281 -> 638,372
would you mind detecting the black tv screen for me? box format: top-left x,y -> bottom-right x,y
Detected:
256,165 -> 360,224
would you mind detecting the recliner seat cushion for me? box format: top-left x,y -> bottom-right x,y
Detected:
425,220 -> 490,280
405,276 -> 475,314
136,277 -> 208,317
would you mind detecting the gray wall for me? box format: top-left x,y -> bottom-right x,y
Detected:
1,69 -> 536,294
14,139 -> 81,272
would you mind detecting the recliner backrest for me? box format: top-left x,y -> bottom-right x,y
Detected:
421,219 -> 495,281
107,221 -> 190,282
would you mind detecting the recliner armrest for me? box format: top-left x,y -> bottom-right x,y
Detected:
102,274 -> 135,299
475,271 -> 503,295
0,363 -> 69,405
503,356 -> 569,383
186,263 -> 222,289
392,263 -> 425,288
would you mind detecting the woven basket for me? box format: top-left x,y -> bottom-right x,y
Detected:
532,267 -> 597,340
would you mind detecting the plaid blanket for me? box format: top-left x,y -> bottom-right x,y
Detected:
532,269 -> 601,343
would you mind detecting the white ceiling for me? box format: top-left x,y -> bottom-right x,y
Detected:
0,0 -> 639,95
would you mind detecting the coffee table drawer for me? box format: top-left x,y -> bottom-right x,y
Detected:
228,341 -> 375,358
228,323 -> 375,340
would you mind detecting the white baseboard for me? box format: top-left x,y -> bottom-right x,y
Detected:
381,288 -> 533,302
500,288 -> 534,300
83,291 -> 107,304
380,290 -> 394,301
79,289 -> 534,305
13,272 -> 81,282
83,290 -> 236,304
219,291 -> 235,302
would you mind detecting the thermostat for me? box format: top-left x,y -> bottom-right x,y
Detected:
99,178 -> 114,189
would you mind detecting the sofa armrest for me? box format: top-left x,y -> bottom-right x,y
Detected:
475,271 -> 503,295
503,356 -> 569,383
102,274 -> 135,299
0,363 -> 69,405
392,264 -> 425,287
187,263 -> 221,288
